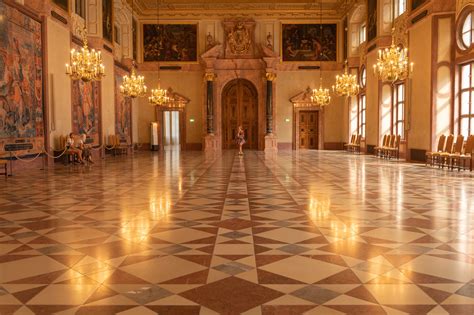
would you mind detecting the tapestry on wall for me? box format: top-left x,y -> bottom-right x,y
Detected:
0,2 -> 44,153
102,0 -> 113,43
143,24 -> 198,62
412,0 -> 428,10
71,78 -> 100,146
114,67 -> 132,143
367,0 -> 377,42
281,24 -> 337,62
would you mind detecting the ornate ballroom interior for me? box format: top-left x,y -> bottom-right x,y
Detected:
1,0 -> 474,313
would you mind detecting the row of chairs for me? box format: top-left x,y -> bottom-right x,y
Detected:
375,134 -> 401,159
344,134 -> 362,153
107,135 -> 131,156
426,134 -> 474,171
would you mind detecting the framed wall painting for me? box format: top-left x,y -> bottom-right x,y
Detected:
367,0 -> 377,42
143,23 -> 198,62
412,0 -> 428,11
102,0 -> 113,43
281,23 -> 337,62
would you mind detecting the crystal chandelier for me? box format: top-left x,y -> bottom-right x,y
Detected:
65,27 -> 105,82
148,0 -> 171,106
120,64 -> 147,98
332,60 -> 359,97
311,0 -> 331,107
120,1 -> 146,98
373,28 -> 414,83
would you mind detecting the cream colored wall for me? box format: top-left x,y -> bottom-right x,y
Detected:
276,71 -> 346,144
47,18 -> 71,149
102,53 -> 116,141
408,16 -> 432,151
136,71 -> 203,145
365,51 -> 379,146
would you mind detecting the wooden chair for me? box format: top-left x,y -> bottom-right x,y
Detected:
426,135 -> 446,166
344,134 -> 356,152
375,135 -> 388,158
381,135 -> 395,159
437,134 -> 455,168
455,135 -> 474,171
387,135 -> 401,159
447,135 -> 466,170
352,134 -> 362,154
59,135 -> 76,164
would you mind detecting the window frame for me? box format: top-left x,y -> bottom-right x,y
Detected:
392,83 -> 405,139
74,0 -> 86,19
394,0 -> 407,19
459,62 -> 474,137
359,24 -> 366,44
358,94 -> 367,139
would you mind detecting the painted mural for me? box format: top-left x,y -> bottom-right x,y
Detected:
0,2 -> 44,153
71,73 -> 100,145
114,67 -> 132,143
282,24 -> 337,62
367,0 -> 377,42
102,0 -> 113,43
143,24 -> 198,62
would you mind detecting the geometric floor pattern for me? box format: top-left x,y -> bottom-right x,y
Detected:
1,150 -> 474,314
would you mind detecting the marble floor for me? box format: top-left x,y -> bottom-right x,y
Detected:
1,150 -> 474,314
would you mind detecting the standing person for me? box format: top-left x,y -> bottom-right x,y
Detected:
236,125 -> 245,156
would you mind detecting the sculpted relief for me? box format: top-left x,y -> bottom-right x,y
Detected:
223,19 -> 256,58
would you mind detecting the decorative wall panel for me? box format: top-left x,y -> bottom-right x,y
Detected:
281,24 -> 337,62
143,24 -> 198,62
103,0 -> 113,42
114,67 -> 132,142
0,2 -> 44,153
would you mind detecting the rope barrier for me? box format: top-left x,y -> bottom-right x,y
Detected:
12,151 -> 43,163
42,146 -> 68,159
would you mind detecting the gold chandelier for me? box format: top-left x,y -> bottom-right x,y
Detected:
120,65 -> 147,98
120,1 -> 146,98
148,0 -> 171,106
66,27 -> 105,82
311,84 -> 331,106
311,0 -> 331,107
332,60 -> 359,97
373,28 -> 413,83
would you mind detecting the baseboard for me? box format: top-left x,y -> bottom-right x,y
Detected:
277,142 -> 292,150
324,142 -> 344,150
134,143 -> 151,151
410,148 -> 427,162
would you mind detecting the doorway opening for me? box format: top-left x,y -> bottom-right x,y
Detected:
163,110 -> 180,150
222,79 -> 258,150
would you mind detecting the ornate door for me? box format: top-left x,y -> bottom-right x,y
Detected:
299,111 -> 318,149
222,79 -> 258,149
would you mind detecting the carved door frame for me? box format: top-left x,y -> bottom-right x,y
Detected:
221,78 -> 259,150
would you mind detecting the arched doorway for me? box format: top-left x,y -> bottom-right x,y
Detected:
222,79 -> 258,149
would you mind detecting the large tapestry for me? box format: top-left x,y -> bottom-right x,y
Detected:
367,0 -> 377,42
114,67 -> 132,142
71,76 -> 100,145
282,24 -> 337,62
143,24 -> 198,62
0,2 -> 44,153
102,0 -> 113,43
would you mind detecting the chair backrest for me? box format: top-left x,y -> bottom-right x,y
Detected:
380,135 -> 387,147
393,135 -> 401,148
453,135 -> 464,154
387,134 -> 395,147
464,135 -> 474,155
444,134 -> 455,153
355,134 -> 362,145
349,134 -> 355,144
437,134 -> 446,152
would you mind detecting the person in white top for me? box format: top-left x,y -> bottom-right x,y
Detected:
77,134 -> 93,164
66,132 -> 84,163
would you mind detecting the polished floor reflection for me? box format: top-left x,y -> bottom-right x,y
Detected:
1,150 -> 474,314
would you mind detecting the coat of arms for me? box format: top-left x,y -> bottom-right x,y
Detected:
223,19 -> 255,58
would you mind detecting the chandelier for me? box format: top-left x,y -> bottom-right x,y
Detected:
373,28 -> 414,83
120,65 -> 147,98
120,1 -> 146,98
311,0 -> 331,107
311,84 -> 331,106
148,84 -> 169,106
332,60 -> 359,97
148,0 -> 171,106
65,27 -> 105,82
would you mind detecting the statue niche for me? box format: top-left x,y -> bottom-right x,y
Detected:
223,19 -> 256,58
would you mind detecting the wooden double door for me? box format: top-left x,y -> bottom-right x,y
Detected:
222,79 -> 258,149
299,111 -> 319,149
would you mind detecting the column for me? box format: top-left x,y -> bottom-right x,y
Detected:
265,72 -> 277,135
204,72 -> 216,134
